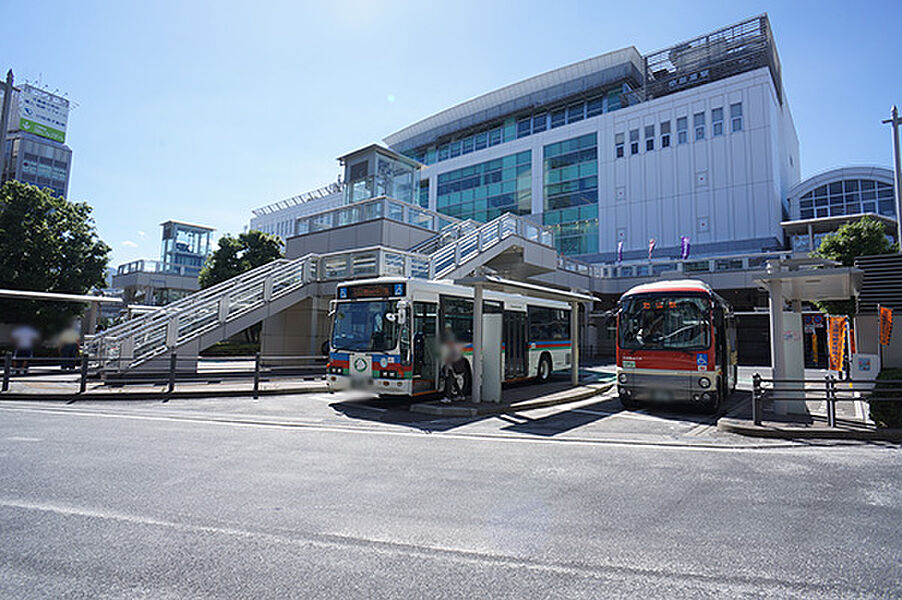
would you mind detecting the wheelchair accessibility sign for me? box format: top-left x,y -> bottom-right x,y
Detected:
696,353 -> 708,371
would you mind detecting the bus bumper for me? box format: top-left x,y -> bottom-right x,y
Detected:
326,375 -> 413,396
616,368 -> 720,404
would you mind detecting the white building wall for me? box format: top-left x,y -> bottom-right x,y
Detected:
421,67 -> 799,262
248,190 -> 343,241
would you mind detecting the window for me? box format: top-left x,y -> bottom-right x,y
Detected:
586,97 -> 604,118
532,113 -> 547,133
449,141 -> 461,158
615,133 -> 624,158
462,136 -> 474,154
712,107 -> 724,136
488,128 -> 502,146
660,121 -> 671,148
440,297 -> 474,344
645,125 -> 655,151
694,112 -> 705,140
517,118 -> 531,139
677,117 -> 688,144
551,109 -> 566,129
731,103 -> 743,131
629,129 -> 639,155
474,132 -> 487,151
567,103 -> 584,124
528,306 -> 571,341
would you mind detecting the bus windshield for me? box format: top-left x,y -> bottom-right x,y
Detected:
619,295 -> 710,351
331,300 -> 399,352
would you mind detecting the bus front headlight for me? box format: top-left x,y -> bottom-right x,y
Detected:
698,377 -> 711,388
618,373 -> 628,384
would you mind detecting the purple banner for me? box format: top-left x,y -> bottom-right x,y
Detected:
680,236 -> 691,260
617,241 -> 623,263
648,238 -> 656,260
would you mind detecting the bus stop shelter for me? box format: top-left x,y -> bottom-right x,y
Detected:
0,289 -> 123,338
754,258 -> 863,414
455,273 -> 596,403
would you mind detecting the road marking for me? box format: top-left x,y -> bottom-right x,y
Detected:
571,408 -> 664,423
0,497 -> 855,595
4,436 -> 42,442
0,403 -> 846,454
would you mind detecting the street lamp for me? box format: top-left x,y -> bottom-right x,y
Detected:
0,70 -> 14,181
882,105 -> 902,251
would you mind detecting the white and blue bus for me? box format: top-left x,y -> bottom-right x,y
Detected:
326,277 -> 572,396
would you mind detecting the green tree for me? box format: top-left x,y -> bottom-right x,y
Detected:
198,231 -> 284,344
812,216 -> 897,316
0,181 -> 111,335
198,230 -> 284,289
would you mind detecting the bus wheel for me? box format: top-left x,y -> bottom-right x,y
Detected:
537,354 -> 552,383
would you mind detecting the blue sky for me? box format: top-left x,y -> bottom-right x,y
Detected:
3,0 -> 901,266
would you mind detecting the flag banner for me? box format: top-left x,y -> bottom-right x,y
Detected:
879,306 -> 893,346
680,236 -> 691,260
827,316 -> 847,372
617,241 -> 623,264
648,238 -> 656,260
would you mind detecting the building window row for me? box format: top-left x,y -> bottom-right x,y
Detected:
615,102 -> 743,159
797,179 -> 896,220
405,84 -> 632,167
543,133 -> 598,256
435,151 -> 531,222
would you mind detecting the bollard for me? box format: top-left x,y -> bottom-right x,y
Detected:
2,352 -> 11,392
826,374 -> 837,428
751,372 -> 762,426
78,354 -> 89,394
253,352 -> 261,399
167,353 -> 177,397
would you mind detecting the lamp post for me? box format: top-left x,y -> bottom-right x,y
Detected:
882,105 -> 902,251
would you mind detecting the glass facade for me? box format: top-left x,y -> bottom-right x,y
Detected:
435,151 -> 531,222
4,136 -> 71,197
798,179 -> 896,220
543,133 -> 598,256
403,84 -> 630,167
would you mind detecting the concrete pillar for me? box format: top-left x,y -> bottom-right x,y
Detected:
807,223 -> 814,252
571,301 -> 580,386
768,279 -> 787,415
472,286 -> 484,403
166,315 -> 179,349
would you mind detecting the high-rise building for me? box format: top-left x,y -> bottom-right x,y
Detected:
0,83 -> 72,198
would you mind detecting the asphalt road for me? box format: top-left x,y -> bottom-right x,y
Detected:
0,395 -> 900,599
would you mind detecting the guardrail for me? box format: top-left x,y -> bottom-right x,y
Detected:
1,352 -> 327,400
751,373 -> 902,427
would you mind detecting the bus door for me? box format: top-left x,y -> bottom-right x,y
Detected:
412,302 -> 438,392
714,305 -> 727,385
503,310 -> 528,379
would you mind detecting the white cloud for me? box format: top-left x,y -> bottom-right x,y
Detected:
122,240 -> 138,248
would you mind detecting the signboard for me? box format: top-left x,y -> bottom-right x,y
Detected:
879,306 -> 893,346
338,283 -> 406,300
826,316 -> 847,372
16,85 -> 69,143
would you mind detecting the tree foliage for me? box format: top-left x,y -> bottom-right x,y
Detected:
812,216 -> 897,316
198,230 -> 284,289
0,181 -> 110,334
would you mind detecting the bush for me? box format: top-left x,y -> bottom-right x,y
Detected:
869,369 -> 902,429
199,341 -> 260,357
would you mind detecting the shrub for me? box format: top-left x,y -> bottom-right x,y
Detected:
199,341 -> 260,357
869,369 -> 902,429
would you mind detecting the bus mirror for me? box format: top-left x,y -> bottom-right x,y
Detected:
396,300 -> 409,325
328,300 -> 337,318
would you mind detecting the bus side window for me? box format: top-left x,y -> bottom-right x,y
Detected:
440,296 -> 474,343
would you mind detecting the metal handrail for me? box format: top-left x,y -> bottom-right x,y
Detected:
751,373 -> 902,427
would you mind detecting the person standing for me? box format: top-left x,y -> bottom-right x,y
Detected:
10,324 -> 40,375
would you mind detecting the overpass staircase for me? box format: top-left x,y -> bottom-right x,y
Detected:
87,213 -> 562,371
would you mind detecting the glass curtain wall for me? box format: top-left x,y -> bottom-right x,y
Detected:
435,151 -> 531,222
543,133 -> 598,255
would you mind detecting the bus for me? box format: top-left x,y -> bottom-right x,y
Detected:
616,279 -> 737,412
326,277 -> 572,397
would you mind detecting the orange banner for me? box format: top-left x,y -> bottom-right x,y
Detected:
880,306 -> 894,346
827,316 -> 847,372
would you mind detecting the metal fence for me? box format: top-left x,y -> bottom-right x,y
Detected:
751,373 -> 902,427
1,352 -> 328,400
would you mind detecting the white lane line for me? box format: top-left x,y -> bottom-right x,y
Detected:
0,404 -> 820,453
572,408 -> 665,423
4,436 -> 43,442
0,497 -> 840,593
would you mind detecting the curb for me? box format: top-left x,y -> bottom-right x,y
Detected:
0,383 -> 331,402
717,417 -> 902,441
411,381 -> 613,417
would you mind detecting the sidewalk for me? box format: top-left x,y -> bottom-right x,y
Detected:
717,398 -> 902,441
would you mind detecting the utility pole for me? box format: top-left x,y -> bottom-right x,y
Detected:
0,70 -> 14,182
882,105 -> 902,251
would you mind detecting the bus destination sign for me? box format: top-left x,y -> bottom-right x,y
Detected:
338,283 -> 406,299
